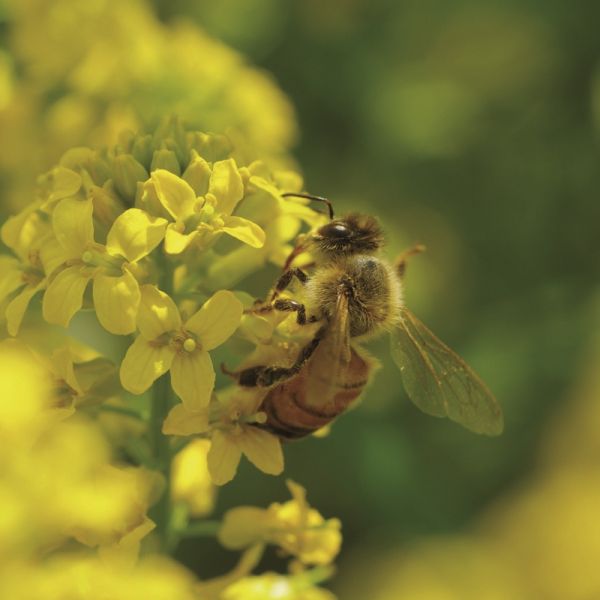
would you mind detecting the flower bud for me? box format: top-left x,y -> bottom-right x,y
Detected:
112,154 -> 149,203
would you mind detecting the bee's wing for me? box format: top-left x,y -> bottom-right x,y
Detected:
304,289 -> 352,408
390,308 -> 503,436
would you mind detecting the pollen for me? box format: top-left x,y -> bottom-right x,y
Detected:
254,411 -> 268,424
183,338 -> 197,352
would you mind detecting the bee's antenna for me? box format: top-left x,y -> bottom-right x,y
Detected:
281,192 -> 334,220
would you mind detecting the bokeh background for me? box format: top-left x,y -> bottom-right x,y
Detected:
1,0 -> 599,597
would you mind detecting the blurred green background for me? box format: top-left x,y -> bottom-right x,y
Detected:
2,0 -> 599,597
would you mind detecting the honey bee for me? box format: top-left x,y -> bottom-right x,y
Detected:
226,194 -> 503,439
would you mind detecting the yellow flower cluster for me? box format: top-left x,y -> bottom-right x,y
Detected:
1,118 -> 319,479
0,342 -> 198,599
0,0 -> 298,212
1,118 -> 339,595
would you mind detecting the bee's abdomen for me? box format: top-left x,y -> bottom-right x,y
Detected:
256,351 -> 369,440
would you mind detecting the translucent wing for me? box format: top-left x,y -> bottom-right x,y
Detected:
390,308 -> 503,436
304,290 -> 351,408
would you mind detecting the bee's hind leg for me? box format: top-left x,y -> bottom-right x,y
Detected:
222,335 -> 322,388
395,244 -> 426,279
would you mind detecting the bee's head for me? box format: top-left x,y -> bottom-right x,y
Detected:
312,213 -> 384,256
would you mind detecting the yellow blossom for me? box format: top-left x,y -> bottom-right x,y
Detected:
171,439 -> 216,518
205,387 -> 283,485
42,198 -> 167,334
222,571 -> 337,600
0,203 -> 63,335
207,168 -> 327,288
0,344 -> 157,558
120,285 -> 243,410
0,555 -> 199,600
219,480 -> 342,566
148,161 -> 265,255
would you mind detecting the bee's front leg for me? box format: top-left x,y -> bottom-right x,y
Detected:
245,267 -> 310,316
269,267 -> 309,301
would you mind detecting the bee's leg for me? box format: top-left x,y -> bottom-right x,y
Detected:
395,244 -> 426,279
269,267 -> 309,302
223,335 -> 322,388
245,267 -> 310,315
272,298 -> 318,325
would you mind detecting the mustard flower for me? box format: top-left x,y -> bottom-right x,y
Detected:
0,204 -> 63,334
42,198 -> 167,334
171,439 -> 215,518
219,480 -> 342,566
148,160 -> 265,255
207,387 -> 283,486
206,166 -> 326,288
120,285 -> 243,410
222,572 -> 337,600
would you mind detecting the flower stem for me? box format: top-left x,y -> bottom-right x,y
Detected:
178,519 -> 221,539
149,372 -> 173,551
96,403 -> 147,421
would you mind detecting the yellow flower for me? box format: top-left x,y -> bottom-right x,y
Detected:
148,161 -> 265,255
0,343 -> 157,557
206,166 -> 327,288
204,387 -> 283,486
0,555 -> 199,600
222,572 -> 337,600
171,439 -> 216,518
120,286 -> 243,410
219,480 -> 342,566
0,203 -> 63,335
42,198 -> 167,334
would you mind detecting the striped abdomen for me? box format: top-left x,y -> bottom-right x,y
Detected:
256,348 -> 370,440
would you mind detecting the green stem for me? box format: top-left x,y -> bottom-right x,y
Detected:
178,519 -> 222,539
96,404 -> 147,421
146,250 -> 176,552
149,372 -> 173,551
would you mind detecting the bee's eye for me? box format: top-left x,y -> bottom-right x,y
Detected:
320,222 -> 351,239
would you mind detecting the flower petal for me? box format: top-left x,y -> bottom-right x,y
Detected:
151,169 -> 197,220
207,429 -> 242,486
162,403 -> 209,436
185,290 -> 243,351
51,347 -> 83,395
6,284 -> 43,336
1,203 -> 47,258
164,225 -> 198,255
106,208 -> 167,263
209,159 -> 244,216
137,285 -> 181,339
93,270 -> 141,335
221,215 -> 266,249
0,256 -> 23,302
120,337 -> 174,395
52,197 -> 94,258
170,350 -> 215,410
39,235 -> 69,276
182,152 -> 211,196
42,266 -> 92,327
236,427 -> 284,476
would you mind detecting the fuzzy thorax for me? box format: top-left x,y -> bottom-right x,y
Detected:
304,254 -> 403,339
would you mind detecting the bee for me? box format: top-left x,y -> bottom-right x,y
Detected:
225,194 -> 503,439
